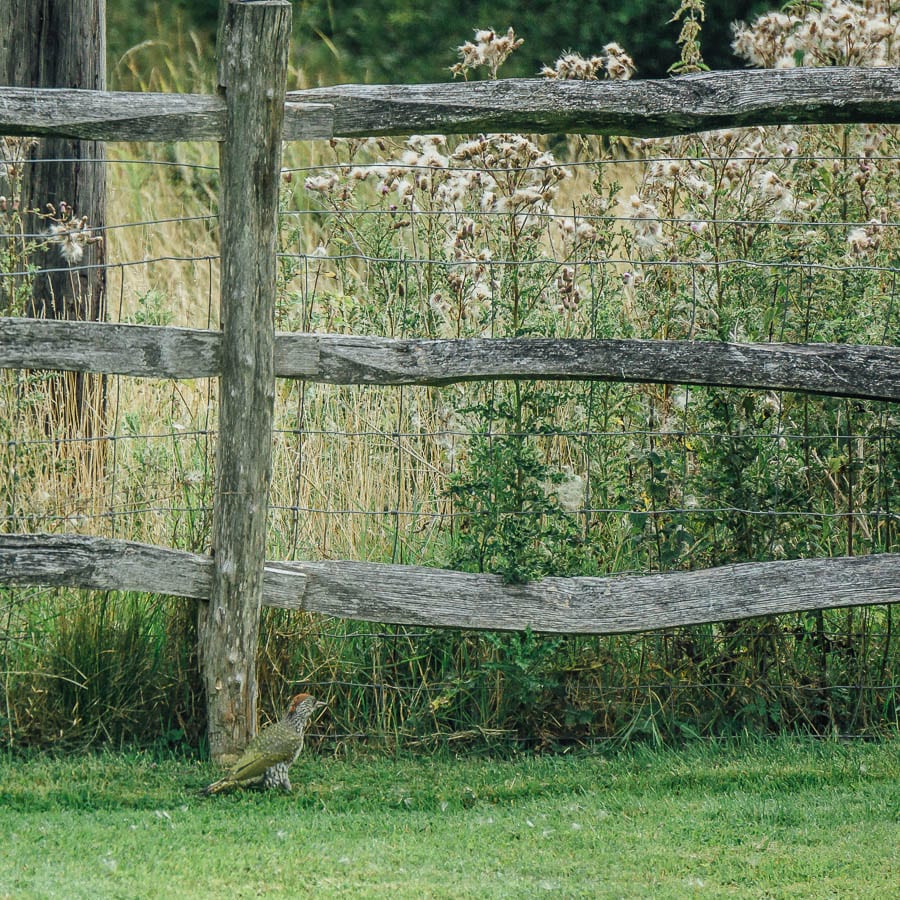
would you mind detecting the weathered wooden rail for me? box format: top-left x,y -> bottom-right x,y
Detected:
1,318 -> 898,401
1,4 -> 897,755
0,86 -> 332,141
290,67 -> 900,137
2,534 -> 897,635
2,67 -> 899,140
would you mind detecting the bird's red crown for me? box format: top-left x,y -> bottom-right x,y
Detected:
288,692 -> 314,712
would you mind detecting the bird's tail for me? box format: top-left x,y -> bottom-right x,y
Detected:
200,778 -> 234,796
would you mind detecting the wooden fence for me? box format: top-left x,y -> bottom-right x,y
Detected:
1,0 -> 898,756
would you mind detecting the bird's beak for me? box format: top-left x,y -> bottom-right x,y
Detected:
315,700 -> 327,709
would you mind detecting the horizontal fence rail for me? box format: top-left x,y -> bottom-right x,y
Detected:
1,534 -> 897,634
275,334 -> 900,401
1,67 -> 899,142
0,317 -> 222,379
0,534 -> 305,608
1,318 -> 897,401
0,87 -> 333,141
290,67 -> 900,137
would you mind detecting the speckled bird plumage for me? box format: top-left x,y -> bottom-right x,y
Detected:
202,693 -> 325,795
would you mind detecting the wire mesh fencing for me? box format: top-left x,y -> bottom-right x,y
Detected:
1,128 -> 898,749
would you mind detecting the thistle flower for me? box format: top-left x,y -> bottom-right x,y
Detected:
451,27 -> 523,79
756,170 -> 796,213
429,291 -> 451,318
732,0 -> 900,69
603,42 -> 636,80
847,223 -> 882,255
565,219 -> 598,243
546,468 -> 585,512
555,265 -> 583,312
541,44 -> 635,81
628,194 -> 664,252
541,53 -> 606,80
304,174 -> 338,194
621,270 -> 644,289
44,214 -> 101,264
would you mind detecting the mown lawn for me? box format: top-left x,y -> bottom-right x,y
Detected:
1,738 -> 898,898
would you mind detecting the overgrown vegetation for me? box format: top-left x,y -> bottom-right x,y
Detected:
1,2 -> 898,752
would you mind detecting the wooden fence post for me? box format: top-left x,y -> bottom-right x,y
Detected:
0,0 -> 107,438
199,0 -> 291,761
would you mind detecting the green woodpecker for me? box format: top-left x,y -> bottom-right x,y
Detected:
202,693 -> 325,794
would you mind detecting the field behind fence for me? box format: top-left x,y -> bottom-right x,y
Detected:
1,3 -> 899,753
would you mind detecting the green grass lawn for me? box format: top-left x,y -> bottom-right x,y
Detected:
1,738 -> 898,898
